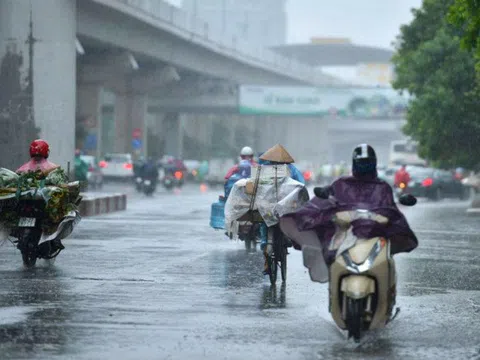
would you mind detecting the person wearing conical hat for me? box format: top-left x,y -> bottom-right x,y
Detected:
257,144 -> 305,276
258,144 -> 305,184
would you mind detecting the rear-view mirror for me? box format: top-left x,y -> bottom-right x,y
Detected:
399,193 -> 417,206
314,187 -> 329,199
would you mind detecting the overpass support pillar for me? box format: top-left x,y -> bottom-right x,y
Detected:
0,0 -> 76,169
163,113 -> 184,158
76,84 -> 102,158
114,91 -> 148,156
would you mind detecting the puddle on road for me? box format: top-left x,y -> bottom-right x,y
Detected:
73,277 -> 155,283
0,306 -> 35,325
400,283 -> 450,296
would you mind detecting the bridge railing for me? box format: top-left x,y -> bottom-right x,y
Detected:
115,0 -> 342,85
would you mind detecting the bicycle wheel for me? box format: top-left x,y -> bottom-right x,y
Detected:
280,245 -> 287,282
268,253 -> 277,285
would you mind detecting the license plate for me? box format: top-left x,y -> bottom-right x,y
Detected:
144,180 -> 151,186
18,217 -> 36,227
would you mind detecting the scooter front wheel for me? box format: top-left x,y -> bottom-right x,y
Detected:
346,297 -> 365,343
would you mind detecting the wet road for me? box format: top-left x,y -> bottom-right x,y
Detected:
0,183 -> 479,360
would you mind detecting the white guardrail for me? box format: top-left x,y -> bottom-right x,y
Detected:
112,0 -> 341,85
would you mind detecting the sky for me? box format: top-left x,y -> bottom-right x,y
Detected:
166,0 -> 423,49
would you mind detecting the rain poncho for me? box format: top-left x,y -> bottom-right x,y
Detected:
224,160 -> 251,199
17,158 -> 59,174
280,176 -> 418,281
258,158 -> 305,184
74,156 -> 88,181
224,164 -> 309,235
224,159 -> 257,181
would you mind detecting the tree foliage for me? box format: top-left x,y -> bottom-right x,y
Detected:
392,0 -> 480,168
448,0 -> 480,75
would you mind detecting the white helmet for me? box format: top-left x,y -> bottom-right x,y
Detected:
240,146 -> 254,156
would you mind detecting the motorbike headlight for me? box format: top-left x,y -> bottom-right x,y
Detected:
342,238 -> 386,274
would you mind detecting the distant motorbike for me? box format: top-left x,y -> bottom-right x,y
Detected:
143,178 -> 156,196
394,182 -> 407,197
163,171 -> 184,190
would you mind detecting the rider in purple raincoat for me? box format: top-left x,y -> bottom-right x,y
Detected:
280,144 -> 418,265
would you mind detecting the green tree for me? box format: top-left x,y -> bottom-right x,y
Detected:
448,0 -> 480,76
392,0 -> 480,168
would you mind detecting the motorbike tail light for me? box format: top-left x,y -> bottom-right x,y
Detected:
174,171 -> 183,180
399,182 -> 406,189
99,161 -> 107,168
304,171 -> 312,181
422,178 -> 433,187
88,166 -> 94,172
123,163 -> 133,170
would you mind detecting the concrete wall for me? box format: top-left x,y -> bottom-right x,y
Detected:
0,0 -> 76,169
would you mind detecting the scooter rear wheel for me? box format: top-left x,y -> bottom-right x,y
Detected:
19,229 -> 38,268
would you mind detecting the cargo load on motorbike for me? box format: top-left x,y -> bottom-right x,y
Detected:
0,167 -> 81,242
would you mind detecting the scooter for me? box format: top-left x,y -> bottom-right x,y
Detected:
163,171 -> 184,190
143,178 -> 156,196
303,191 -> 417,342
394,182 -> 407,198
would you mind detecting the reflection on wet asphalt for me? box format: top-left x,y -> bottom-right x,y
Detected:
0,184 -> 478,359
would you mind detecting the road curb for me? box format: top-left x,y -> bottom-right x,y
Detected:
466,208 -> 480,216
78,193 -> 127,217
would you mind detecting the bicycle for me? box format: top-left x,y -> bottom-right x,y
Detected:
265,225 -> 288,285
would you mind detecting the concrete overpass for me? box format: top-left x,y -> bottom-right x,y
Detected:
148,84 -> 407,114
271,42 -> 394,67
78,0 -> 343,87
1,0 -> 347,169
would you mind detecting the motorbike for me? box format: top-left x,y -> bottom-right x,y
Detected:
394,182 -> 407,198
300,190 -> 417,342
143,178 -> 156,196
163,170 -> 184,190
12,197 -> 81,268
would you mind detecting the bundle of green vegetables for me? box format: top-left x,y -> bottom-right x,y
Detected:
0,167 -> 80,235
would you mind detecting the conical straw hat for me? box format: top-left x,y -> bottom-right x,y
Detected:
259,144 -> 295,164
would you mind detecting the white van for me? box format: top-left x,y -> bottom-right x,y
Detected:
388,140 -> 427,167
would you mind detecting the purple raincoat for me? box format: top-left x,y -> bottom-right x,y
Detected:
280,176 -> 418,257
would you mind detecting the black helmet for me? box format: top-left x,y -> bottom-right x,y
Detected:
352,144 -> 377,177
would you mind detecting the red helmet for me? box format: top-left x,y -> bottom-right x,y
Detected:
29,139 -> 50,158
